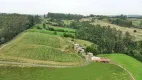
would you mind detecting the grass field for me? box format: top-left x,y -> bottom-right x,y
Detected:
91,20 -> 142,41
128,18 -> 142,27
0,31 -> 84,65
0,63 -> 131,80
32,24 -> 76,36
62,20 -> 73,25
98,54 -> 142,80
27,29 -> 75,37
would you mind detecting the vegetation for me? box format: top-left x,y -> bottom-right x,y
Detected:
47,12 -> 84,20
32,24 -> 76,37
67,21 -> 142,62
0,13 -> 40,44
0,31 -> 83,63
129,18 -> 142,29
98,54 -> 142,80
91,20 -> 142,41
0,63 -> 131,80
0,13 -> 142,80
109,18 -> 132,27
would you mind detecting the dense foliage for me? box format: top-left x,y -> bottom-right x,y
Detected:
47,12 -> 83,20
0,13 -> 40,44
46,19 -> 65,27
68,21 -> 142,61
109,18 -> 133,27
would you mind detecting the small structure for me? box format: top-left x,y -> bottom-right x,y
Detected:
74,44 -> 85,53
88,53 -> 93,57
91,56 -> 101,62
91,56 -> 110,63
100,58 -> 110,63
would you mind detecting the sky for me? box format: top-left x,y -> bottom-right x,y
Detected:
0,0 -> 142,15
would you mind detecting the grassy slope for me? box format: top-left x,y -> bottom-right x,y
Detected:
91,20 -> 142,41
0,27 -> 94,65
98,54 -> 142,80
0,31 -> 83,65
0,63 -> 131,80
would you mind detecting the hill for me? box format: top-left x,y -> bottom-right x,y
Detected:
0,29 -> 90,66
98,54 -> 142,80
91,20 -> 142,41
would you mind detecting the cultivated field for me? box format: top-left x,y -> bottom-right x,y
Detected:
0,31 -> 84,65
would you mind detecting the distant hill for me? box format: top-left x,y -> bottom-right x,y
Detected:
127,15 -> 142,18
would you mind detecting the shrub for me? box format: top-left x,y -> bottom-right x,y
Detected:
54,31 -> 57,35
48,27 -> 55,31
63,33 -> 74,38
85,44 -> 98,55
37,26 -> 43,29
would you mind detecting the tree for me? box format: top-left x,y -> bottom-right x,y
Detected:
47,12 -> 83,20
86,44 -> 98,55
43,23 -> 46,29
140,21 -> 142,27
43,14 -> 46,18
0,13 -> 40,44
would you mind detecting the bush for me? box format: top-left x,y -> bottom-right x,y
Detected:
48,27 -> 55,31
56,29 -> 65,32
37,26 -> 43,29
63,33 -> 74,38
133,50 -> 142,61
85,44 -> 98,55
54,31 -> 57,35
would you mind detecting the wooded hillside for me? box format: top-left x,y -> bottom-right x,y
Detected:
0,13 -> 40,44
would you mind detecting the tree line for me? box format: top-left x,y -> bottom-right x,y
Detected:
68,21 -> 142,62
47,12 -> 84,20
108,18 -> 133,27
0,13 -> 40,44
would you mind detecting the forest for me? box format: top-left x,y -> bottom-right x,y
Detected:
0,13 -> 40,44
47,12 -> 84,20
68,21 -> 142,62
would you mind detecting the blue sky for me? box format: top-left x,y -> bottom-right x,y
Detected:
0,0 -> 142,15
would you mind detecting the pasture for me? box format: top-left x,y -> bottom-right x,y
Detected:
98,54 -> 142,80
0,63 -> 131,80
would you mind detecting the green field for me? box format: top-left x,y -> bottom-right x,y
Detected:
0,63 -> 131,80
0,31 -> 84,65
0,26 -> 95,66
32,24 -> 76,36
128,18 -> 142,27
98,54 -> 142,80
